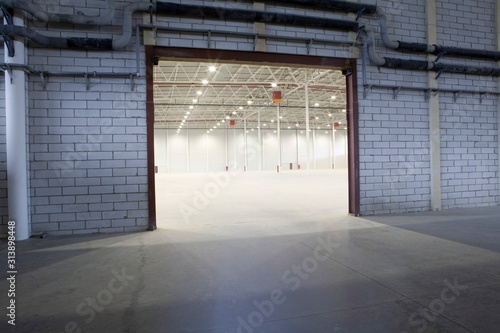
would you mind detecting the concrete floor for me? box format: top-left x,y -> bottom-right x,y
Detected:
1,170 -> 500,333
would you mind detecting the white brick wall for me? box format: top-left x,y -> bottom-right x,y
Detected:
0,51 -> 6,235
357,0 -> 498,214
0,0 -> 499,236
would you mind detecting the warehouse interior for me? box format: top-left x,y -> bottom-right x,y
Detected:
153,59 -> 350,227
0,0 -> 499,332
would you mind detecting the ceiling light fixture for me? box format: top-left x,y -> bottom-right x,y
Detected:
247,100 -> 253,105
196,91 -> 202,96
189,106 -> 194,109
314,103 -> 320,107
208,66 -> 217,73
342,109 -> 346,113
331,96 -> 337,100
193,99 -> 198,103
202,79 -> 209,85
271,83 -> 278,88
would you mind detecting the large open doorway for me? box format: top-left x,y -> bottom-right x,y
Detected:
146,47 -> 359,229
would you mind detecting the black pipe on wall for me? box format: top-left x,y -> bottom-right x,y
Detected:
155,2 -> 359,31
255,0 -> 377,14
1,25 -> 113,50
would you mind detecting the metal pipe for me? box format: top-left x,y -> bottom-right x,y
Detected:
5,11 -> 29,240
365,28 -> 500,76
0,0 -> 116,25
377,7 -> 500,60
112,2 -> 152,49
138,24 -> 357,47
1,25 -> 113,50
250,0 -> 377,14
155,2 -> 359,32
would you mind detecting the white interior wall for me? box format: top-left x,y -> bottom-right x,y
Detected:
155,128 -> 348,173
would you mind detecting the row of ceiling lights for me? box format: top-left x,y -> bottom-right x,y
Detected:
176,65 -> 345,133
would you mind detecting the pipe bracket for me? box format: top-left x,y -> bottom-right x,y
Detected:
435,50 -> 447,62
1,6 -> 13,25
356,25 -> 365,42
4,64 -> 13,83
84,73 -> 90,91
355,8 -> 366,21
435,67 -> 446,79
1,7 -> 14,57
130,74 -> 135,92
40,72 -> 47,90
480,92 -> 490,104
363,84 -> 372,98
307,39 -> 313,55
453,91 -> 462,102
393,87 -> 401,99
207,30 -> 212,49
1,31 -> 14,57
425,88 -> 439,101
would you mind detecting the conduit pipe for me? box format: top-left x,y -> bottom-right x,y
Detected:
377,7 -> 500,60
5,11 -> 29,241
2,2 -> 358,51
154,2 -> 359,32
262,0 -> 377,14
1,25 -> 113,50
365,28 -> 500,76
0,0 -> 116,25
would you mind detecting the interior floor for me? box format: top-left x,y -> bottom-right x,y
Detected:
2,174 -> 500,332
155,169 -> 349,229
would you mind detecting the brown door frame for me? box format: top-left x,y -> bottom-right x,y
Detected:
146,47 -> 361,229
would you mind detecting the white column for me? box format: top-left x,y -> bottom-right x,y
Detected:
427,0 -> 442,210
258,110 -> 262,171
244,117 -> 248,171
186,128 -> 190,173
277,105 -> 281,173
225,128 -> 229,171
332,127 -> 336,169
305,72 -> 310,175
5,11 -> 30,240
296,128 -> 299,168
206,131 -> 209,172
312,129 -> 317,170
166,129 -> 170,173
497,0 -> 500,204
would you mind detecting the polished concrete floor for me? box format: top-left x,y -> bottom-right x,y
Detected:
1,170 -> 500,333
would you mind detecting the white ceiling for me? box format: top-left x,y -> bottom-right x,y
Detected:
154,60 -> 348,131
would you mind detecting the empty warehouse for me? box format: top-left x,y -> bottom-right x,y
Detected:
1,0 -> 499,332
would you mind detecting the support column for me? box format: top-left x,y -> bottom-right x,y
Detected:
225,128 -> 229,171
277,105 -> 282,173
332,127 -> 336,169
258,110 -> 262,171
312,129 -> 317,170
206,130 -> 209,172
5,11 -> 30,240
427,0 -> 442,211
254,2 -> 267,52
186,128 -> 190,172
305,73 -> 311,175
497,0 -> 500,203
244,117 -> 248,171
